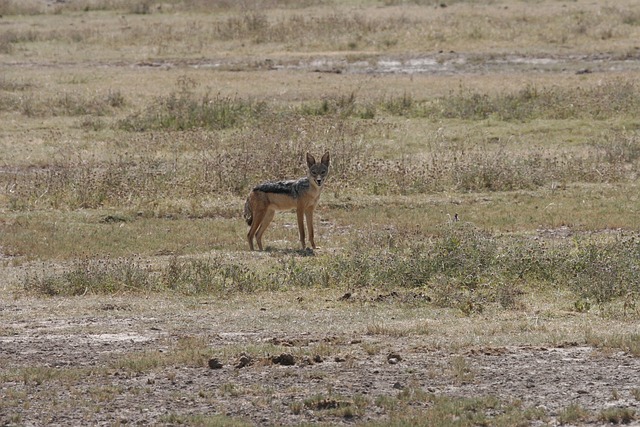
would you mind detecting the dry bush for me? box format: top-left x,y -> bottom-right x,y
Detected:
23,257 -> 153,296
568,236 -> 640,305
4,124 -> 638,211
592,130 -> 640,165
3,0 -> 639,59
342,140 -> 637,196
413,81 -> 640,121
0,0 -> 43,15
18,215 -> 640,316
328,224 -> 640,313
1,88 -> 125,117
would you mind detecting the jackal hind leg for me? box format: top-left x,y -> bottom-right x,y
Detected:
255,209 -> 275,251
247,206 -> 267,251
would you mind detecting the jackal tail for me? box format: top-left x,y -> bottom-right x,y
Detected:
243,197 -> 253,226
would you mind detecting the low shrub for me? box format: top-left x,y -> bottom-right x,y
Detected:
23,257 -> 153,296
20,221 -> 640,314
568,235 -> 640,304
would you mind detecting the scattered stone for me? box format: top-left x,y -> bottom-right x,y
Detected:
374,291 -> 398,302
392,382 -> 404,390
100,215 -> 127,224
305,398 -> 350,410
235,353 -> 253,369
270,337 -> 295,347
272,353 -> 296,366
387,352 -> 402,364
208,358 -> 223,369
338,292 -> 352,301
99,303 -> 132,312
299,356 -> 315,366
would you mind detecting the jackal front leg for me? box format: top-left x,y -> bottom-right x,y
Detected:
305,207 -> 316,249
296,207 -> 306,249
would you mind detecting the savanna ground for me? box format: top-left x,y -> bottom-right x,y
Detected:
1,0 -> 640,425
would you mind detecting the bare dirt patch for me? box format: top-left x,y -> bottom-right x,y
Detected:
2,293 -> 639,426
5,51 -> 640,76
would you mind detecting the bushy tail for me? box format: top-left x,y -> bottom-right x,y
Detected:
243,197 -> 252,226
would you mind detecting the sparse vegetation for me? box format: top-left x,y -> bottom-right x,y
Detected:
557,403 -> 591,425
19,224 -> 640,321
369,394 -> 547,427
599,407 -> 636,424
2,0 -> 640,425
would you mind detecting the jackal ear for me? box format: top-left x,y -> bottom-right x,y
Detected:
321,151 -> 330,167
306,152 -> 316,168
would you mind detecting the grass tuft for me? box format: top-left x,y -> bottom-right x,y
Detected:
120,91 -> 266,132
599,407 -> 636,424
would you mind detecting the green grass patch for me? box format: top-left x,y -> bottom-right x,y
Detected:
23,257 -> 155,296
158,413 -> 252,427
370,394 -> 546,427
119,89 -> 267,132
20,224 -> 640,319
111,336 -> 213,372
599,407 -> 636,424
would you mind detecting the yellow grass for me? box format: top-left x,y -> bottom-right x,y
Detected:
1,1 -> 640,423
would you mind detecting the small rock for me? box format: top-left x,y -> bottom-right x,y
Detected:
235,353 -> 253,369
208,358 -> 223,369
387,352 -> 402,364
339,292 -> 352,301
300,356 -> 315,366
100,215 -> 127,224
272,353 -> 296,366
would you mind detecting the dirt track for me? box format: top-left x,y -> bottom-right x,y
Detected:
4,51 -> 640,76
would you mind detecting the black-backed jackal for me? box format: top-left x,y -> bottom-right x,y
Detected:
244,151 -> 330,251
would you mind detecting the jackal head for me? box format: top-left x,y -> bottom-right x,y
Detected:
306,151 -> 330,188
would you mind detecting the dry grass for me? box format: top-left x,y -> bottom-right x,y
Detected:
2,0 -> 639,58
2,0 -> 640,424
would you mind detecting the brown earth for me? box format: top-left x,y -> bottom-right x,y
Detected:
2,33 -> 640,425
2,290 -> 640,426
